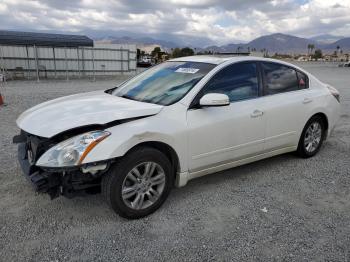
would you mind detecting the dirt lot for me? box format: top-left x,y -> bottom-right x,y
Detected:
0,63 -> 350,261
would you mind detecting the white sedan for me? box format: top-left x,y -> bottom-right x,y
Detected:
14,56 -> 340,219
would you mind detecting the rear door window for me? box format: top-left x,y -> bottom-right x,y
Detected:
262,62 -> 299,95
296,71 -> 308,89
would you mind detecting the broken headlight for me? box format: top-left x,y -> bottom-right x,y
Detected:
36,130 -> 111,167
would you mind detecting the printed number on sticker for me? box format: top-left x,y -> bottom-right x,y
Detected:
175,68 -> 200,74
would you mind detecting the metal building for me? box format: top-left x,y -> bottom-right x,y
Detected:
0,30 -> 137,80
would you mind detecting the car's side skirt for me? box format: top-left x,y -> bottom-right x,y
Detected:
175,146 -> 297,187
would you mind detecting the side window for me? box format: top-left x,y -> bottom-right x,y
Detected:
262,62 -> 299,95
201,62 -> 259,102
297,71 -> 308,89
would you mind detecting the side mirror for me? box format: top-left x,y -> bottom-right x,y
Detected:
199,93 -> 230,107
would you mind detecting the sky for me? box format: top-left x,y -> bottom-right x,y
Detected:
0,0 -> 349,45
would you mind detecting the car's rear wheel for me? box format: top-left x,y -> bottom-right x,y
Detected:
297,115 -> 325,158
102,147 -> 174,219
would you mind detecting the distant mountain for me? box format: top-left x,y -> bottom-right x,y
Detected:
82,29 -> 215,48
247,33 -> 318,53
204,33 -> 350,54
324,38 -> 350,50
310,34 -> 344,44
204,43 -> 245,53
203,45 -> 225,52
220,43 -> 243,52
97,35 -> 179,49
204,33 -> 318,54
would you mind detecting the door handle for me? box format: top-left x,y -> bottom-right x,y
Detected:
303,98 -> 313,104
251,109 -> 264,118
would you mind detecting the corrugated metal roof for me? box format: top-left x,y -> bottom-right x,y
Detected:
0,30 -> 93,47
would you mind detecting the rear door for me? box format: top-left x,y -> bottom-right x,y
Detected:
260,62 -> 313,151
187,62 -> 266,172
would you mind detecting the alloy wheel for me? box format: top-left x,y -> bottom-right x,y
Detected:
304,122 -> 322,153
121,162 -> 166,210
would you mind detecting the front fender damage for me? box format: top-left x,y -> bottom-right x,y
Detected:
13,115 -> 152,199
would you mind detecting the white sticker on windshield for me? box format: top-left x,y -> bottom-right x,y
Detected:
175,68 -> 200,74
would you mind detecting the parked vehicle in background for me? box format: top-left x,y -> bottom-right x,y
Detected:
137,56 -> 153,68
14,56 -> 340,219
338,62 -> 350,67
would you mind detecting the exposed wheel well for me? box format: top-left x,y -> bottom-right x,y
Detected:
311,112 -> 329,131
127,141 -> 180,176
306,113 -> 329,140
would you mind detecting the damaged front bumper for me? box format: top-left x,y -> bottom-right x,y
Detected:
15,131 -> 108,199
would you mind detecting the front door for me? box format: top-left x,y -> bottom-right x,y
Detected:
187,62 -> 266,172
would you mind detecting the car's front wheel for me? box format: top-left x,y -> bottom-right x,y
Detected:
102,147 -> 174,219
297,115 -> 326,158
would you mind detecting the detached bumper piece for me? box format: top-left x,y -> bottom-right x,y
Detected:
30,172 -> 58,193
18,142 -> 61,199
16,134 -> 102,200
28,171 -> 61,199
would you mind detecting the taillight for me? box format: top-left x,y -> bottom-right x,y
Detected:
327,85 -> 340,103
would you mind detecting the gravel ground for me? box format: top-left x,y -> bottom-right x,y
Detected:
0,63 -> 350,261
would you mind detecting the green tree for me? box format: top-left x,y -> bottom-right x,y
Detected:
313,49 -> 323,59
310,44 -> 315,54
336,45 -> 340,56
171,47 -> 194,58
151,47 -> 161,58
172,47 -> 182,58
307,44 -> 315,54
180,47 -> 194,57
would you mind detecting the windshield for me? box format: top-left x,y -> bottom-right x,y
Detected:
112,61 -> 215,105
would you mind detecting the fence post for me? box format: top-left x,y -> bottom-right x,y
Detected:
52,47 -> 57,78
77,47 -> 80,78
0,45 -> 6,82
0,45 -> 5,81
34,45 -> 40,82
25,45 -> 30,79
92,48 -> 95,81
127,50 -> 130,73
120,49 -> 123,75
81,48 -> 85,77
64,46 -> 69,81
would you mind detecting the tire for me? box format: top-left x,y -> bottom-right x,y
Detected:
102,147 -> 174,219
296,115 -> 326,158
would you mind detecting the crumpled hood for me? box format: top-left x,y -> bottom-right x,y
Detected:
16,90 -> 163,138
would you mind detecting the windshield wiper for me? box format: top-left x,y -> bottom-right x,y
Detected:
120,94 -> 138,101
105,87 -> 117,94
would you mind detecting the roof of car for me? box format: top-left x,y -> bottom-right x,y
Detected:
168,55 -> 307,73
168,55 -> 276,65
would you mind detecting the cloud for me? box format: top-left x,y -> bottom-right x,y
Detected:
0,0 -> 349,45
